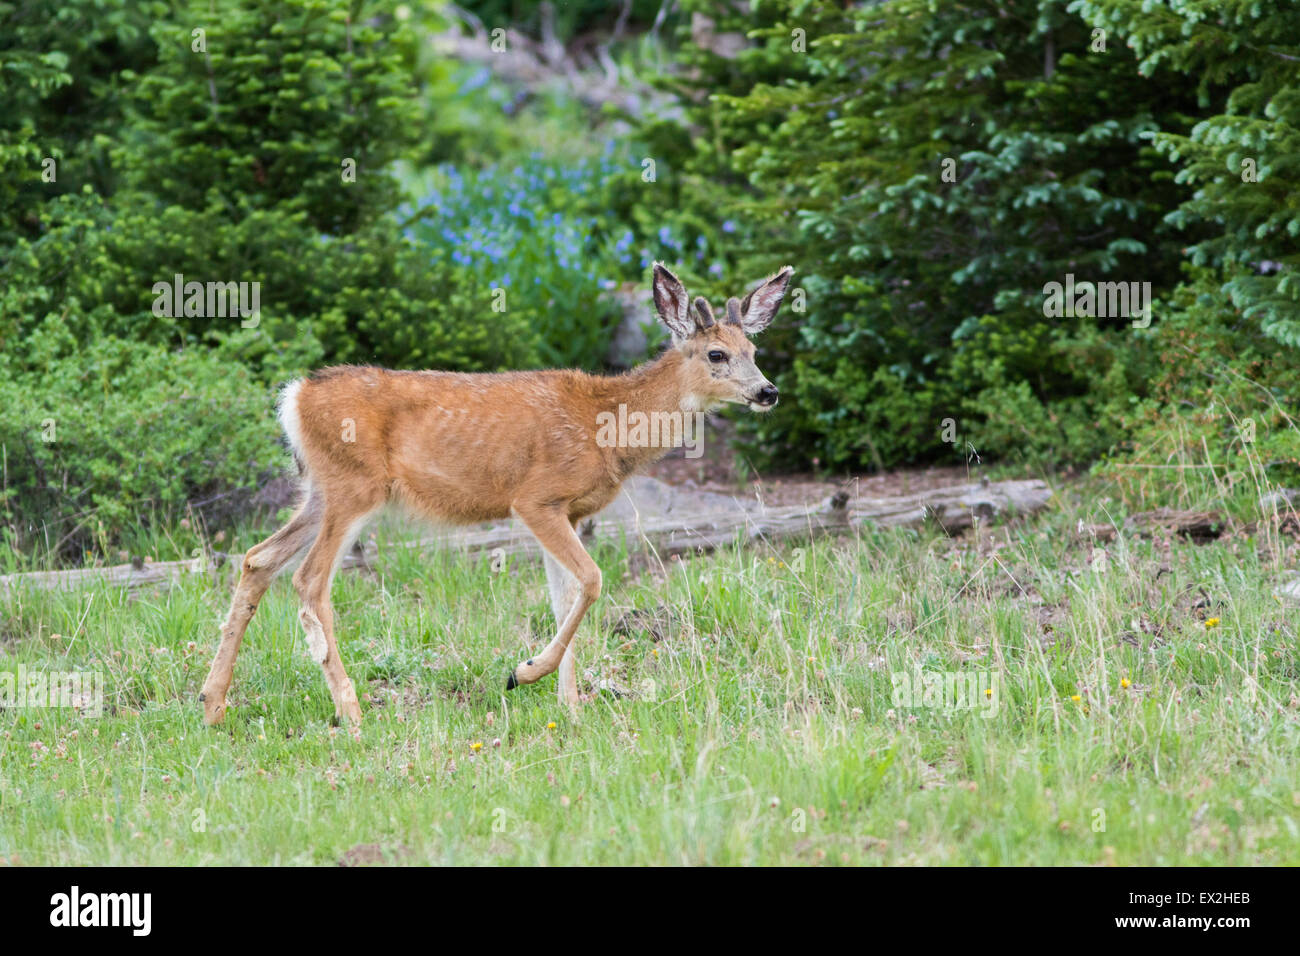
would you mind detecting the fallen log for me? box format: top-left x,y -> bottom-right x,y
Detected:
1123,508 -> 1225,542
0,478 -> 1052,594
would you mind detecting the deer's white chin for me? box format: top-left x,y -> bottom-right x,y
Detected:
747,400 -> 776,412
684,394 -> 731,415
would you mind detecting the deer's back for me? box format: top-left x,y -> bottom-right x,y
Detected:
287,365 -> 622,524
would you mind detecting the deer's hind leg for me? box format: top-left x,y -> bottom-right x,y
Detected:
292,495 -> 382,727
201,490 -> 324,725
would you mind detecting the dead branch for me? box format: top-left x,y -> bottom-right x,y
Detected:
0,479 -> 1052,595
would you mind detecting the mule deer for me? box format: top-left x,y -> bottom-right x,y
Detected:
199,263 -> 794,727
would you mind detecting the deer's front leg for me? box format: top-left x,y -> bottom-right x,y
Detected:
506,505 -> 599,710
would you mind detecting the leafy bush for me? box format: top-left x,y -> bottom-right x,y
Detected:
0,0 -> 546,554
644,0 -> 1245,473
3,190 -> 541,379
1093,272 -> 1300,510
1073,0 -> 1300,347
0,337 -> 283,561
0,0 -> 159,245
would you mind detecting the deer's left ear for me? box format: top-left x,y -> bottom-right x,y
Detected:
738,265 -> 795,334
652,262 -> 692,341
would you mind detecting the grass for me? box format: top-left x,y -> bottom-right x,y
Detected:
0,491 -> 1297,866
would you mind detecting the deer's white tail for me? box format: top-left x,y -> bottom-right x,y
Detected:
277,378 -> 309,476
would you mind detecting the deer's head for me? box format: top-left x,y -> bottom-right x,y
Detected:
651,262 -> 793,413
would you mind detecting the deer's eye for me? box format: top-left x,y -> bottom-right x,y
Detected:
707,350 -> 728,363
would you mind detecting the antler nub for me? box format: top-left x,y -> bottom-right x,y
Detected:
725,297 -> 743,326
693,296 -> 716,328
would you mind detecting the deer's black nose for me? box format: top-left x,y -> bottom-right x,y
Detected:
756,385 -> 779,406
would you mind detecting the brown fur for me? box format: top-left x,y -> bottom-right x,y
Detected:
199,263 -> 793,727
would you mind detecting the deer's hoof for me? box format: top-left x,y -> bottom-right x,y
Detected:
201,694 -> 227,726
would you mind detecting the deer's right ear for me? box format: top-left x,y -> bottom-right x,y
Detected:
652,262 -> 692,341
738,265 -> 794,334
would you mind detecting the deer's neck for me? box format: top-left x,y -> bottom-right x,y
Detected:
594,349 -> 705,475
615,348 -> 699,412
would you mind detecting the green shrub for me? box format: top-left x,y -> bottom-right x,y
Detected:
1073,0 -> 1300,347
0,0 -> 160,245
649,0 -> 1213,472
1093,272 -> 1300,510
0,336 -> 284,561
117,0 -> 421,236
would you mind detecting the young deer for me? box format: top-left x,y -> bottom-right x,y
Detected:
199,263 -> 794,727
